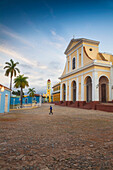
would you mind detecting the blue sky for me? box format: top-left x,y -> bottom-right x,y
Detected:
0,0 -> 113,94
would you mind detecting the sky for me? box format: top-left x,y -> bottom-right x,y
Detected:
0,0 -> 113,94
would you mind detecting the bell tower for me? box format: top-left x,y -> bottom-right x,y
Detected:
47,79 -> 51,102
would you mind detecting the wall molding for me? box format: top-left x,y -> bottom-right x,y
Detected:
61,69 -> 110,83
59,60 -> 111,80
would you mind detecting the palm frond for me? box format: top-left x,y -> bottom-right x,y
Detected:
4,66 -> 10,69
5,62 -> 11,66
15,68 -> 20,73
5,69 -> 10,76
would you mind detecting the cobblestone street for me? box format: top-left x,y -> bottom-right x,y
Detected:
0,104 -> 113,170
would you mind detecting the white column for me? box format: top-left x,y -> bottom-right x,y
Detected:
66,56 -> 68,73
81,75 -> 84,101
110,65 -> 113,100
69,55 -> 71,72
66,81 -> 68,101
76,77 -> 79,101
109,80 -> 112,101
69,80 -> 71,101
92,71 -> 99,101
77,50 -> 79,68
81,46 -> 83,67
60,83 -> 63,101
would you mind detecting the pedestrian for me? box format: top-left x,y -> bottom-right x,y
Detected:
49,105 -> 53,115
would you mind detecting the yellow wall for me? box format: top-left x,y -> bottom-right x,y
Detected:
53,93 -> 60,102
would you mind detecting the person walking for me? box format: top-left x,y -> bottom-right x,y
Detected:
49,105 -> 53,115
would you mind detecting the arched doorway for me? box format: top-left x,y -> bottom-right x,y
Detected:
86,77 -> 92,102
99,76 -> 109,102
71,81 -> 76,102
62,84 -> 66,102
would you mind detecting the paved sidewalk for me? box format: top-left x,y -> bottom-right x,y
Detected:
0,104 -> 113,169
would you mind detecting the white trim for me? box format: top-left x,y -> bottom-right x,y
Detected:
59,60 -> 111,79
81,46 -> 83,67
65,39 -> 99,55
110,66 -> 113,100
69,80 -> 71,101
52,90 -> 60,94
84,74 -> 92,81
76,77 -> 79,100
66,81 -> 68,101
66,57 -> 68,74
98,74 -> 110,82
81,75 -> 84,101
69,55 -> 71,72
66,45 -> 83,56
92,71 -> 99,101
60,83 -> 63,101
77,50 -> 79,68
83,44 -> 98,48
61,69 -> 110,83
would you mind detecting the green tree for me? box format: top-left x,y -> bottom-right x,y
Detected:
14,75 -> 29,107
12,90 -> 24,96
4,59 -> 20,91
27,88 -> 36,105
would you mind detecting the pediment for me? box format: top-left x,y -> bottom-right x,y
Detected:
64,38 -> 100,55
64,39 -> 80,55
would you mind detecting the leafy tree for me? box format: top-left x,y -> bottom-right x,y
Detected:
27,88 -> 36,105
12,90 -> 24,96
4,59 -> 20,91
14,75 -> 29,107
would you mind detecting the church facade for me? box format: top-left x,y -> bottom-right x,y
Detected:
59,38 -> 113,104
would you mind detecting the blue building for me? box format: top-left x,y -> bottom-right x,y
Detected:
11,94 -> 41,106
0,84 -> 11,113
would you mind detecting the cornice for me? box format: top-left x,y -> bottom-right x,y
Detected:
59,60 -> 111,80
65,38 -> 100,55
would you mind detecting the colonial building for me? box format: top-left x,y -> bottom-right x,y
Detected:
52,82 -> 60,102
11,94 -> 41,106
0,84 -> 11,113
59,38 -> 113,104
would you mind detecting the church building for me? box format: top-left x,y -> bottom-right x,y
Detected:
59,38 -> 113,105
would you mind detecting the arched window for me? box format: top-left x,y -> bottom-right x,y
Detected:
72,57 -> 75,69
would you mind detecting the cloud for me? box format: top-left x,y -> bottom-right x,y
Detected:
23,72 -> 31,75
50,30 -> 66,42
49,61 -> 61,69
0,69 -> 4,73
0,45 -> 36,66
43,1 -> 55,18
0,24 -> 35,48
51,30 -> 56,36
20,64 -> 32,69
0,45 -> 48,70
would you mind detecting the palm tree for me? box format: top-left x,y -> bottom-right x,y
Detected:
27,88 -> 36,106
4,59 -> 20,91
14,75 -> 29,108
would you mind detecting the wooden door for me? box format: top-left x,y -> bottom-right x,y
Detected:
73,82 -> 76,102
101,84 -> 106,102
